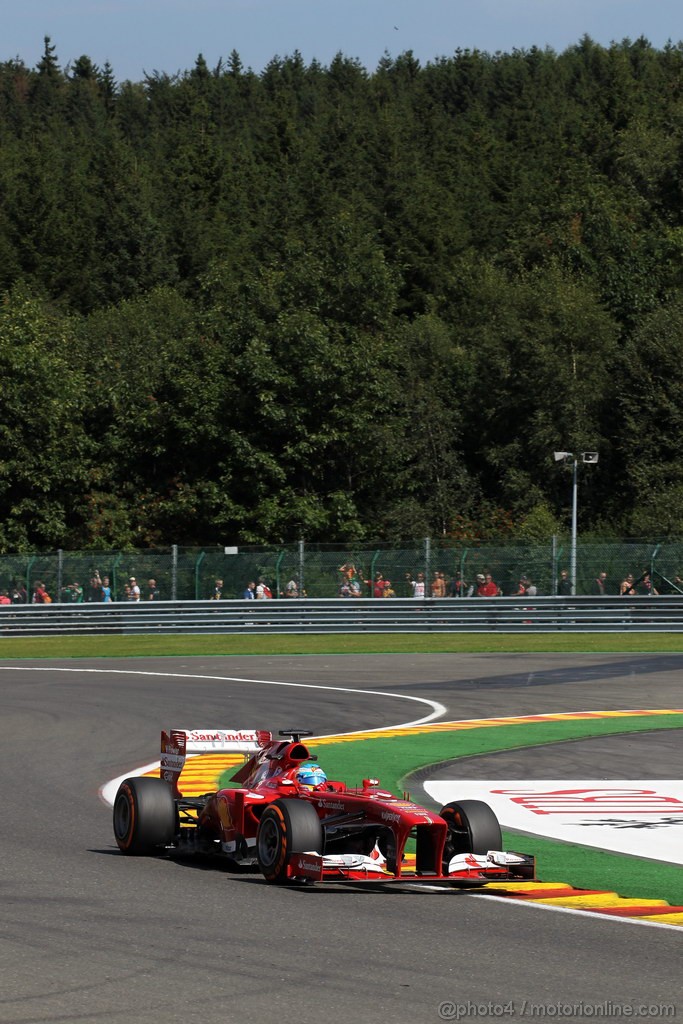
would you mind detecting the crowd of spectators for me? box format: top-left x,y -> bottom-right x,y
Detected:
0,571 -> 163,605
3,566 -> 676,605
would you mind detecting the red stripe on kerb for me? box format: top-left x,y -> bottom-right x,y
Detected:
592,906 -> 683,917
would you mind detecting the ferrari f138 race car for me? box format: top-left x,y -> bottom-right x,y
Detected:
113,728 -> 535,885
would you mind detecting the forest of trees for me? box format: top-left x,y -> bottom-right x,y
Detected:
2,35 -> 683,552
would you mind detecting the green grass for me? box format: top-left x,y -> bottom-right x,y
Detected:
500,833 -> 683,908
4,631 -> 683,658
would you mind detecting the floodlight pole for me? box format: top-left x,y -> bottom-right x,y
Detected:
554,450 -> 598,596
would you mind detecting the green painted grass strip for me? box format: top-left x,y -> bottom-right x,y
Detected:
312,717 -> 683,793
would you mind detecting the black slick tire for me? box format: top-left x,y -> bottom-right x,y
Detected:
256,799 -> 323,883
113,776 -> 176,855
440,799 -> 502,863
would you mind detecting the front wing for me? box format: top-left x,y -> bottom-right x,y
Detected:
285,850 -> 535,884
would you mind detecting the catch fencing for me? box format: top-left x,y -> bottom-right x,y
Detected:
1,596 -> 683,636
1,538 -> 682,603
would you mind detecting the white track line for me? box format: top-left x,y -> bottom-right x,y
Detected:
0,665 -> 445,728
0,665 -> 446,805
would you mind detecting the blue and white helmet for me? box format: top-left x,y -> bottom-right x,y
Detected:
296,762 -> 327,789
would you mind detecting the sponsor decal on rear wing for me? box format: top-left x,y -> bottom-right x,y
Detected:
180,729 -> 272,752
160,729 -> 272,794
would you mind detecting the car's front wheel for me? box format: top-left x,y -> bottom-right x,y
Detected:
113,776 -> 177,855
440,799 -> 502,867
256,799 -> 323,883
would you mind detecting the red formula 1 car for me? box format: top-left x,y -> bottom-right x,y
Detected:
113,728 -> 535,885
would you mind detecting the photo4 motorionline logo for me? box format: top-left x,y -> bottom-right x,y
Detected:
437,1000 -> 676,1020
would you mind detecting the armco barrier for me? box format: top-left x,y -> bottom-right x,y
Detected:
1,596 -> 683,636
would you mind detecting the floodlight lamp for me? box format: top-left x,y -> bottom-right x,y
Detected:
583,452 -> 599,464
553,451 -> 573,462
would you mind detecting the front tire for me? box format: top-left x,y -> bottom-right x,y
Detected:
440,799 -> 502,866
113,776 -> 176,855
256,799 -> 323,883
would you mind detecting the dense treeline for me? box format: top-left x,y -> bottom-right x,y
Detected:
2,35 -> 683,551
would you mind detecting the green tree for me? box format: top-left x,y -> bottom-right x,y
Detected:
0,287 -> 90,551
76,287 -> 228,546
454,259 -> 619,524
609,298 -> 683,535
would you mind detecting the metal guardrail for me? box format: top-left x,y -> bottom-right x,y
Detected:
2,596 -> 683,636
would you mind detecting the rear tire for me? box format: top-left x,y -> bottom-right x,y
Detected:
256,799 -> 323,883
440,799 -> 502,865
113,776 -> 176,855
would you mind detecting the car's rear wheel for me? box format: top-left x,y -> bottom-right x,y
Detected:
440,799 -> 502,865
256,799 -> 323,883
113,776 -> 176,855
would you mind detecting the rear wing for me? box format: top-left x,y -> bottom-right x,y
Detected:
160,729 -> 272,796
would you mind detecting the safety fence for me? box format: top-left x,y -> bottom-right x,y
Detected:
1,596 -> 682,636
1,539 -> 682,603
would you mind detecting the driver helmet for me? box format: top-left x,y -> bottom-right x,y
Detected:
296,762 -> 327,789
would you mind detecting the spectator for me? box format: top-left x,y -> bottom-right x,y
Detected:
382,580 -> 396,598
122,583 -> 131,601
515,574 -> 537,597
255,577 -> 273,599
146,578 -> 160,600
515,575 -> 530,596
101,576 -> 112,602
637,571 -> 658,596
448,573 -> 466,598
340,564 -> 363,597
408,572 -> 426,598
10,583 -> 27,604
477,573 -> 501,597
431,571 -> 446,598
32,581 -> 51,604
128,576 -> 141,601
284,576 -> 299,598
61,581 -> 84,603
0,590 -> 11,605
619,574 -> 636,596
243,581 -> 255,599
557,570 -> 572,596
210,579 -> 224,600
371,573 -> 387,598
338,563 -> 355,589
86,572 -> 103,602
593,571 -> 608,596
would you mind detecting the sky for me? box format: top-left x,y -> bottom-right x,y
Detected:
5,0 -> 683,82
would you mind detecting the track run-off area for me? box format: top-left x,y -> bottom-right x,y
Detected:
1,652 -> 681,1024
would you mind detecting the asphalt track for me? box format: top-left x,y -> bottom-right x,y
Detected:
422,730 -> 683,780
1,653 -> 681,1024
